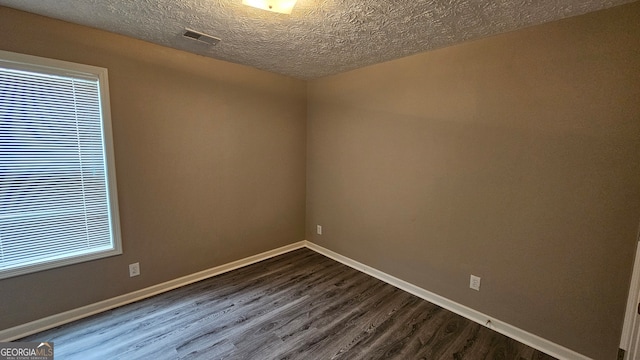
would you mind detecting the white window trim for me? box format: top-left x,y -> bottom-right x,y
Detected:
0,50 -> 122,279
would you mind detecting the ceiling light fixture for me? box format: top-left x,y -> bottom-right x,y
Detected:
242,0 -> 298,14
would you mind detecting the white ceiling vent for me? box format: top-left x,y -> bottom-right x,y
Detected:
182,29 -> 220,46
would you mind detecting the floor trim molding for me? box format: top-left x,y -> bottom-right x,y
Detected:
304,241 -> 589,360
1,239 -> 589,359
0,241 -> 306,342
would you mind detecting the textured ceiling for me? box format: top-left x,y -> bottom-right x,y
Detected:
0,0 -> 635,79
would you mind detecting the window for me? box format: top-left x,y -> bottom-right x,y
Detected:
0,50 -> 121,279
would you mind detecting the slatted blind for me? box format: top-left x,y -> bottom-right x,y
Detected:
0,51 -> 121,279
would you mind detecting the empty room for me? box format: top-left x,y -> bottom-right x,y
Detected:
0,1 -> 639,359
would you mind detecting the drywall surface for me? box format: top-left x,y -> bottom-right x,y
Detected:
0,0 -> 635,79
306,3 -> 640,359
0,7 -> 306,329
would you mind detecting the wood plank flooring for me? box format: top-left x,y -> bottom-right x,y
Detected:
22,249 -> 556,359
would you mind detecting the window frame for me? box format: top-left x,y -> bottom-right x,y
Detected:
0,50 -> 122,279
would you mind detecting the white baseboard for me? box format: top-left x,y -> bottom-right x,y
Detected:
0,241 -> 306,342
304,241 -> 590,360
1,239 -> 590,359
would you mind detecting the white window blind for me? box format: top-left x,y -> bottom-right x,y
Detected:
0,50 -> 121,279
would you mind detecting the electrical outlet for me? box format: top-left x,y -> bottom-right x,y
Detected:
129,262 -> 140,277
317,225 -> 322,235
470,275 -> 481,291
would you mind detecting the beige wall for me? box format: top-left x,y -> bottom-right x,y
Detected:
0,7 -> 306,329
307,3 -> 640,359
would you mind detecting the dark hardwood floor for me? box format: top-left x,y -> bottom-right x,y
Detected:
22,248 -> 556,359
